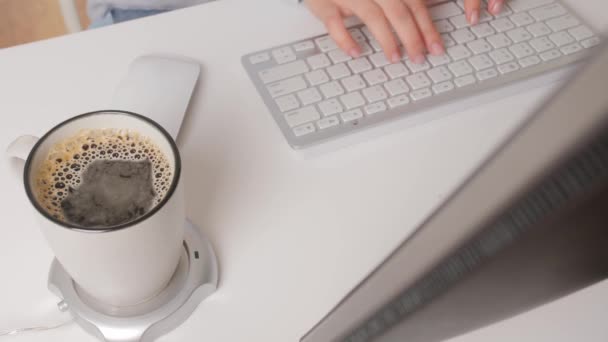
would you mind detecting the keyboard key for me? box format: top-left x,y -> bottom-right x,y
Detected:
384,63 -> 410,78
568,25 -> 594,41
360,42 -> 375,56
293,123 -> 316,137
427,53 -> 452,66
529,37 -> 555,53
361,26 -> 374,40
275,94 -> 299,112
447,45 -> 472,60
491,18 -> 515,32
267,76 -> 307,97
489,48 -> 515,64
432,81 -> 455,94
370,39 -> 382,52
454,74 -> 476,87
434,20 -> 455,33
509,42 -> 535,58
410,88 -> 433,101
519,55 -> 541,68
406,73 -> 432,90
540,49 -> 562,61
529,3 -> 566,21
479,10 -> 493,23
341,74 -> 367,92
340,91 -> 366,109
293,41 -> 315,52
406,59 -> 431,72
487,33 -> 512,49
297,88 -> 323,106
549,31 -> 574,47
506,27 -> 533,43
320,81 -> 345,98
328,49 -> 352,64
494,6 -> 513,18
471,23 -> 495,38
441,34 -> 457,48
349,28 -> 367,43
327,63 -> 351,80
384,78 -> 410,96
467,39 -> 492,54
307,54 -> 331,70
272,46 -> 297,64
497,61 -> 520,74
448,60 -> 474,77
547,14 -> 580,32
363,85 -> 388,103
249,52 -> 270,64
348,57 -> 373,74
476,68 -> 499,81
449,14 -> 469,29
315,36 -> 338,52
317,116 -> 340,129
365,101 -> 388,115
370,53 -> 390,68
560,43 -> 583,55
452,28 -> 476,44
427,66 -> 453,83
581,37 -> 600,48
469,54 -> 494,70
340,108 -> 364,122
306,69 -> 330,86
510,12 -> 535,27
387,94 -> 410,108
527,22 -> 552,37
259,60 -> 309,84
285,106 -> 321,127
429,2 -> 462,20
507,0 -> 554,12
362,69 -> 389,85
318,98 -> 343,116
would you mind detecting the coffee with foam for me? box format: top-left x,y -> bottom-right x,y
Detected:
34,128 -> 173,227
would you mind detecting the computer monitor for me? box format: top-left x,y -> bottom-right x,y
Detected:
301,43 -> 608,342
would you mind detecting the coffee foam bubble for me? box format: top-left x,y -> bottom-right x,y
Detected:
34,128 -> 173,222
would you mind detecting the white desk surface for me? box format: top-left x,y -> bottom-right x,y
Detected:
1,0 -> 607,341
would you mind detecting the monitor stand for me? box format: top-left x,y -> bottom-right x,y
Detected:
48,219 -> 219,342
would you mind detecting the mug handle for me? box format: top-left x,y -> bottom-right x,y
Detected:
6,135 -> 40,178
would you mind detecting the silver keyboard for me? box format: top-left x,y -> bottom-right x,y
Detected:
242,0 -> 600,149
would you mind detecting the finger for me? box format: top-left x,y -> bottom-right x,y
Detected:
305,0 -> 360,57
464,0 -> 481,25
349,0 -> 400,62
487,0 -> 504,16
404,0 -> 444,56
376,0 -> 426,62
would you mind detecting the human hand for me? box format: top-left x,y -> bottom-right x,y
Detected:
304,0 -> 505,63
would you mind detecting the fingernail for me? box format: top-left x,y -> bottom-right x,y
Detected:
413,54 -> 425,64
391,52 -> 401,63
349,48 -> 361,58
469,9 -> 479,25
430,42 -> 444,56
492,1 -> 503,14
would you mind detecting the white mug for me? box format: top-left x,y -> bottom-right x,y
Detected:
7,110 -> 185,307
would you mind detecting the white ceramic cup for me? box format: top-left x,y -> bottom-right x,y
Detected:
7,110 -> 185,308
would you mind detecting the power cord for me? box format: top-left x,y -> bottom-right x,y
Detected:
0,301 -> 73,338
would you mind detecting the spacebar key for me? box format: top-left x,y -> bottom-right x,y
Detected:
259,60 -> 309,84
508,0 -> 554,12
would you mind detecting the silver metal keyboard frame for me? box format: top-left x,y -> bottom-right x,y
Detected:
242,0 -> 600,150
